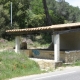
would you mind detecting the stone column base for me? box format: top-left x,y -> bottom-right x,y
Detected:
54,61 -> 62,68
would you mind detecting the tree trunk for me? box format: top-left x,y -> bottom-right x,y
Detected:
42,0 -> 52,26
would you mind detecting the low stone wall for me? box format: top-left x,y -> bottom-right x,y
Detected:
65,51 -> 80,63
30,58 -> 55,70
32,50 -> 65,61
21,50 -> 80,63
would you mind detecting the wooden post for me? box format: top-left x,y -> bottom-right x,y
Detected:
15,36 -> 20,53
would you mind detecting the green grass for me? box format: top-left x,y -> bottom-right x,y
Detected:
0,51 -> 41,80
62,60 -> 80,67
73,60 -> 80,66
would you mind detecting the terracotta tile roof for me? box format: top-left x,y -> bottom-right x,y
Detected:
6,22 -> 80,33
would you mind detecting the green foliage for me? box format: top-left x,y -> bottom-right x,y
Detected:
30,0 -> 45,27
30,0 -> 44,14
0,51 -> 41,80
27,12 -> 45,27
0,0 -> 80,42
56,0 -> 80,22
49,10 -> 64,24
0,4 -> 10,37
41,33 -> 52,43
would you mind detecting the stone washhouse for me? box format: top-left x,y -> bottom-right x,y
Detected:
6,22 -> 80,67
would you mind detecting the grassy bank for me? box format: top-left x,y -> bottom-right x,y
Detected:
0,51 -> 41,80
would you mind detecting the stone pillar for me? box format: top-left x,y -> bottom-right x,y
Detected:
53,34 -> 60,62
15,36 -> 20,53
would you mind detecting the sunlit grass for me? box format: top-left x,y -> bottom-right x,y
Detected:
0,51 -> 41,80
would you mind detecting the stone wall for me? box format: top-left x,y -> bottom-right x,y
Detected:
65,51 -> 80,63
20,49 -> 80,69
30,58 -> 55,70
21,50 -> 80,63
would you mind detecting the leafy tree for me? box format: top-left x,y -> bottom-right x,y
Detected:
0,4 -> 10,38
0,0 -> 80,40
